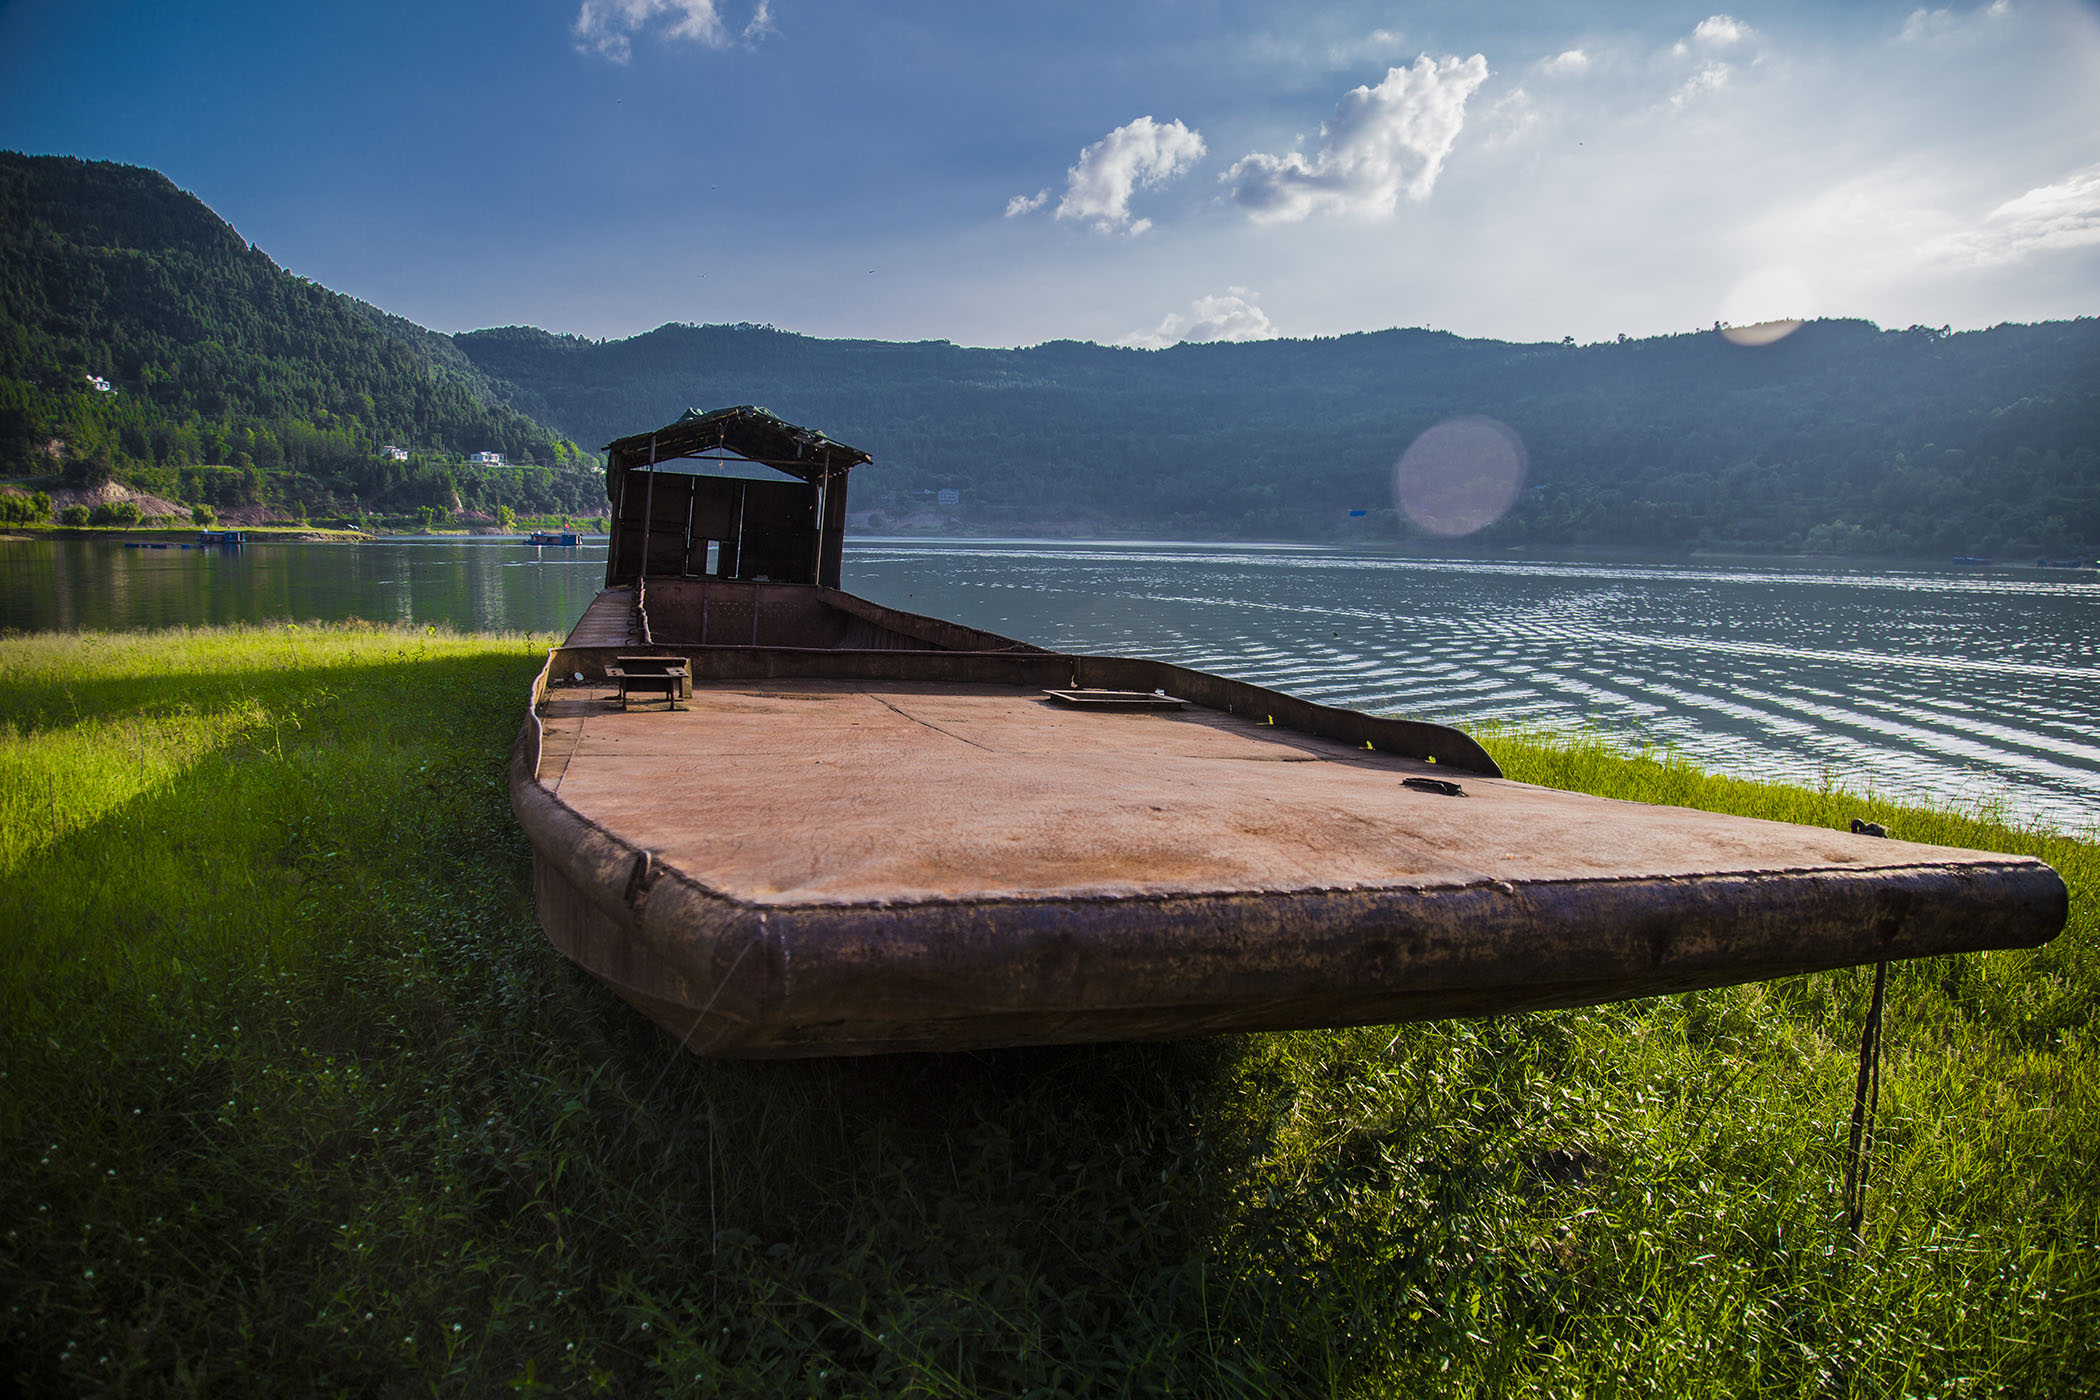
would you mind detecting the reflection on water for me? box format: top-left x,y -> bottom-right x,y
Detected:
844,539 -> 2100,836
0,536 -> 610,637
4,534 -> 2095,834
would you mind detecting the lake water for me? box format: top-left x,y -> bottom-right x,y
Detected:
0,535 -> 612,637
6,535 -> 2097,835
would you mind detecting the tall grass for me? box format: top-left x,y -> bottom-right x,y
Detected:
2,624 -> 2093,1396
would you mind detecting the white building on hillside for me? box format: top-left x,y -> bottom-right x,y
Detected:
381,445 -> 409,462
469,450 -> 505,466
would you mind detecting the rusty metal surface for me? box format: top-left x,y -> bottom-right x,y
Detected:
552,582 -> 1499,774
639,579 -> 1044,655
603,406 -> 871,480
561,585 -> 641,650
549,647 -> 1501,775
511,665 -> 2067,1058
1045,688 -> 1188,709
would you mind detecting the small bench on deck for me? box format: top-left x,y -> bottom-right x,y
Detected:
604,656 -> 691,711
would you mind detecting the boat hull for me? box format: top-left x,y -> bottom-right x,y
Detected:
512,585 -> 2067,1058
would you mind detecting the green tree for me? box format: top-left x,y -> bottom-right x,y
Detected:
191,501 -> 216,526
496,503 -> 517,533
0,490 -> 51,524
58,504 -> 90,526
66,440 -> 115,488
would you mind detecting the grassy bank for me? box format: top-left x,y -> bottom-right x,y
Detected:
4,523 -> 373,541
2,624 -> 2093,1396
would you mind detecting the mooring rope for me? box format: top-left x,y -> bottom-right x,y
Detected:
1842,816 -> 1892,1244
1843,958 -> 1890,1242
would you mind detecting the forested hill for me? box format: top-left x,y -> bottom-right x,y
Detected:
0,153 -> 602,520
457,316 -> 2100,556
5,151 -> 2092,553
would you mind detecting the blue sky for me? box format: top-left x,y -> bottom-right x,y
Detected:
3,0 -> 2096,347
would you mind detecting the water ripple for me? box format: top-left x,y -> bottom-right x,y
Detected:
849,539 -> 2100,834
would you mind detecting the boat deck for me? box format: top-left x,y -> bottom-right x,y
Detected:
562,586 -> 640,649
535,677 -> 1968,908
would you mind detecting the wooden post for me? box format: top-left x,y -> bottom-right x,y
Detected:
681,478 -> 696,576
640,438 -> 657,584
611,464 -> 630,584
811,468 -> 826,585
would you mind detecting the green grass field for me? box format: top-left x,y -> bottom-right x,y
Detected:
2,623 -> 2093,1396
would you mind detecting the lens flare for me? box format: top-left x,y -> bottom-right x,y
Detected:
1720,319 -> 1804,346
1393,417 -> 1528,538
1719,266 -> 1815,346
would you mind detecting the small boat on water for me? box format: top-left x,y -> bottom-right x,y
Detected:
528,530 -> 581,546
511,407 -> 2066,1058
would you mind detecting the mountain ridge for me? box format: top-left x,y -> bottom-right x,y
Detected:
453,314 -> 2100,555
3,151 -> 2094,555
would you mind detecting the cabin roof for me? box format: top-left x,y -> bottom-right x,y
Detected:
603,406 -> 872,483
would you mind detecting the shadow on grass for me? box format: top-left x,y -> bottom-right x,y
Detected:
2,643 -> 1385,1395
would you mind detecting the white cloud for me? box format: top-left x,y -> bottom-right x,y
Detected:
1693,15 -> 1754,47
1480,87 -> 1540,148
1900,6 -> 1958,41
1004,188 -> 1049,218
1223,53 -> 1491,222
1902,1 -> 2011,43
1326,28 -> 1410,67
1671,60 -> 1735,106
1538,49 -> 1591,77
573,0 -> 771,62
1672,14 -> 1754,57
1241,26 -> 1409,75
1053,117 -> 1207,234
1662,15 -> 1762,106
1119,289 -> 1278,349
1922,164 -> 2100,265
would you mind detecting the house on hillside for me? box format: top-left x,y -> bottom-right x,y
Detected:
381,445 -> 409,462
84,373 -> 115,394
469,450 -> 505,466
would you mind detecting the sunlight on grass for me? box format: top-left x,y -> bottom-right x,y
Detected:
0,698 -> 269,873
1,625 -> 2092,1395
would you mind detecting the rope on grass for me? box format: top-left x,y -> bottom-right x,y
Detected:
1843,815 -> 1891,1244
1843,959 -> 1889,1243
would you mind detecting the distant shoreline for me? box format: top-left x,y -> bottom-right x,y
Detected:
0,524 -> 369,543
4,525 -> 2093,572
841,532 -> 2098,573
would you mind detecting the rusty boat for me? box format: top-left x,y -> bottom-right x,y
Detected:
510,407 -> 2067,1058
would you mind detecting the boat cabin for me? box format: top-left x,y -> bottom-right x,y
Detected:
604,405 -> 869,591
592,405 -> 1005,651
